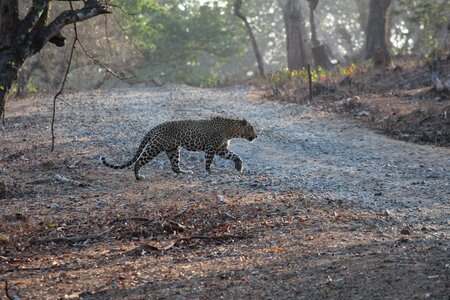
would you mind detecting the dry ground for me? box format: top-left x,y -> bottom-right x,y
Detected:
0,86 -> 449,299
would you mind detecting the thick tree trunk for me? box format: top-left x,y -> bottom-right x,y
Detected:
278,0 -> 308,70
0,0 -> 22,117
234,0 -> 265,77
365,0 -> 392,68
0,0 -> 111,119
308,0 -> 332,69
0,52 -> 24,102
16,64 -> 34,98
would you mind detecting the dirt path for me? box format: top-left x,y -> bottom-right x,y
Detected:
1,86 -> 449,299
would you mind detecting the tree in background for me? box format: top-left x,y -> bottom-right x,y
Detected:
119,0 -> 246,86
0,0 -> 111,119
396,0 -> 450,54
4,0 -> 449,104
307,0 -> 332,69
278,0 -> 308,70
234,0 -> 265,77
365,0 -> 393,68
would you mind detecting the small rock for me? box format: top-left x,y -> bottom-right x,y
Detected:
50,203 -> 60,210
357,111 -> 370,117
400,228 -> 411,235
399,237 -> 409,243
65,293 -> 80,299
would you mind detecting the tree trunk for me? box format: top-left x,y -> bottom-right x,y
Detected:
16,62 -> 36,98
278,0 -> 308,70
0,0 -> 19,117
0,0 -> 111,119
234,0 -> 265,77
308,0 -> 332,69
309,0 -> 319,48
365,0 -> 392,68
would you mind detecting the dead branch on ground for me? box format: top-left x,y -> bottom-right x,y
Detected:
107,216 -> 155,226
125,234 -> 249,255
53,174 -> 86,187
171,206 -> 191,219
29,226 -> 115,245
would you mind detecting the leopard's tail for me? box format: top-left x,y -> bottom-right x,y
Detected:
100,137 -> 150,169
100,155 -> 138,169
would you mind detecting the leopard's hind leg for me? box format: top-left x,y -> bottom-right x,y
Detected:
134,144 -> 161,180
166,147 -> 193,174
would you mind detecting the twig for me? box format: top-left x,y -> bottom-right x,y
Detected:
171,206 -> 190,219
107,216 -> 154,226
29,226 -> 114,245
109,3 -> 139,16
51,22 -> 76,152
111,12 -> 145,57
188,234 -> 248,241
307,64 -> 313,104
223,212 -> 237,220
161,220 -> 186,232
2,264 -> 70,273
76,40 -> 129,81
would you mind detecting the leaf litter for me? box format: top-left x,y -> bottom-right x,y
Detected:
0,85 -> 449,299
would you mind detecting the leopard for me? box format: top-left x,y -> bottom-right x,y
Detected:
100,116 -> 257,180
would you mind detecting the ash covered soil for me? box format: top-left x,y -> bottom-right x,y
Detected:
1,85 -> 449,299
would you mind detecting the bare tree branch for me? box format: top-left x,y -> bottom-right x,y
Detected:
110,13 -> 144,57
30,1 -> 111,54
76,40 -> 130,81
18,0 -> 49,41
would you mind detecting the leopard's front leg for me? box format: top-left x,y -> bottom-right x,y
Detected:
205,151 -> 215,173
217,149 -> 243,172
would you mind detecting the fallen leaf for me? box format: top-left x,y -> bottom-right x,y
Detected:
268,247 -> 285,253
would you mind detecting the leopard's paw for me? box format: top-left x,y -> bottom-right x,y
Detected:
235,160 -> 243,173
136,174 -> 145,180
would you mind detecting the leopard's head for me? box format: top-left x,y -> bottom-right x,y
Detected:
239,119 -> 257,141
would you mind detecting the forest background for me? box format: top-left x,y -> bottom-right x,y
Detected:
10,0 -> 450,93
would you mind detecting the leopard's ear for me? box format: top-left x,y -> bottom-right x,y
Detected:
241,119 -> 248,126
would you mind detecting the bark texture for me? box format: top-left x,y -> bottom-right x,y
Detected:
365,0 -> 392,68
308,0 -> 332,69
278,0 -> 308,70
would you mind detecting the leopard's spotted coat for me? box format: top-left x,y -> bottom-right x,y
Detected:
101,117 -> 257,180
